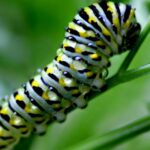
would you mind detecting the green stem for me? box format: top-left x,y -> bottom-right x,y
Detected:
107,63 -> 150,89
89,63 -> 150,100
118,20 -> 150,74
67,116 -> 150,150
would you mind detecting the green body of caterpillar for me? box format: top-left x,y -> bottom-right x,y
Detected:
0,1 -> 141,149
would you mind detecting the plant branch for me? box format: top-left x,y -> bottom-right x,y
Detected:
108,63 -> 150,88
118,20 -> 150,74
89,63 -> 150,100
67,116 -> 150,150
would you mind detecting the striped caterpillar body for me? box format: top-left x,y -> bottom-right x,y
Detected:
0,1 -> 141,149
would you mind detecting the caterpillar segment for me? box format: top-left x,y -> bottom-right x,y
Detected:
0,1 -> 141,149
0,100 -> 32,150
0,124 -> 18,150
26,75 -> 71,122
41,63 -> 91,107
9,88 -> 51,134
62,37 -> 110,67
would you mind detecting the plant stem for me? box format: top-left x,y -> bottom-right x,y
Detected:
89,63 -> 150,100
108,63 -> 150,88
67,116 -> 150,150
118,20 -> 150,74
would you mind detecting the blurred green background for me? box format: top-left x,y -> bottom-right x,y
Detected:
0,0 -> 150,150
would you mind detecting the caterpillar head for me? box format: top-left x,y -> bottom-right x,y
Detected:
121,22 -> 141,51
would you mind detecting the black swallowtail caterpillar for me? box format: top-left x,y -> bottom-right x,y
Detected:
0,1 -> 141,149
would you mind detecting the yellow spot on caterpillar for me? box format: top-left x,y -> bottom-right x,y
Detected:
86,31 -> 95,37
32,80 -> 39,87
15,94 -> 23,101
69,22 -> 75,29
57,55 -> 62,62
70,64 -> 75,70
79,31 -> 87,37
107,5 -> 113,12
90,53 -> 99,59
108,2 -> 120,32
114,19 -> 118,26
86,72 -> 94,77
42,92 -> 49,100
46,67 -> 53,74
0,127 -> 5,135
0,107 -> 9,115
25,105 -> 39,114
70,22 -> 87,38
75,47 -> 82,53
10,118 -> 22,127
103,28 -> 111,36
125,9 -> 135,28
84,7 -> 91,14
96,41 -> 104,46
59,78 -> 66,86
63,43 -> 69,48
84,7 -> 97,23
25,106 -> 30,113
125,21 -> 130,28
88,17 -> 95,23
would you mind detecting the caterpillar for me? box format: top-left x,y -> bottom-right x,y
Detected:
0,1 -> 141,149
